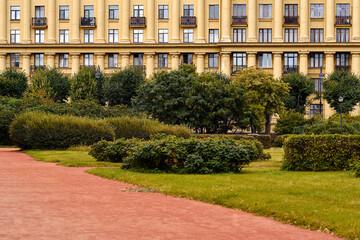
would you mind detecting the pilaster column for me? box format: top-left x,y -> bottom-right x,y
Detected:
248,0 -> 257,42
273,0 -> 283,42
248,52 -> 257,68
171,0 -> 180,43
0,54 -> 7,71
46,53 -> 55,68
121,0 -> 130,43
273,52 -> 283,79
121,53 -> 130,68
196,53 -> 205,73
96,0 -> 106,43
353,1 -> 360,41
96,53 -> 105,71
220,0 -> 231,42
72,0 -> 80,43
23,0 -> 31,43
220,52 -> 231,76
196,0 -> 206,43
71,53 -> 80,75
299,51 -> 309,75
171,53 -> 180,70
145,53 -> 155,77
0,0 -> 7,43
145,0 -> 156,43
352,53 -> 360,75
326,0 -> 335,42
300,0 -> 309,42
22,54 -> 31,77
325,52 -> 335,74
47,0 -> 57,43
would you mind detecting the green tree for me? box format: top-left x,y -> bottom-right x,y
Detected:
323,71 -> 360,113
274,110 -> 307,135
0,68 -> 28,98
281,72 -> 313,113
103,66 -> 145,106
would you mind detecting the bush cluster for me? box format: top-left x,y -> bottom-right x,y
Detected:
193,134 -> 272,149
0,68 -> 28,98
282,135 -> 360,171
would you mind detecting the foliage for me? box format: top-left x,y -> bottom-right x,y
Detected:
103,66 -> 145,106
274,110 -> 308,135
282,135 -> 360,171
281,72 -> 313,113
0,68 -> 28,98
9,112 -> 115,149
323,71 -> 360,113
354,162 -> 360,178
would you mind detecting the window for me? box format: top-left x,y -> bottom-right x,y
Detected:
285,29 -> 298,43
109,5 -> 119,19
184,29 -> 194,43
182,53 -> 193,64
259,4 -> 272,18
84,30 -> 94,43
285,4 -> 298,17
312,78 -> 323,92
11,6 -> 20,20
59,6 -> 69,20
84,54 -> 94,66
311,29 -> 324,42
59,54 -> 69,68
34,53 -> 44,67
158,54 -> 168,68
59,30 -> 69,43
311,4 -> 324,18
310,53 -> 324,68
109,29 -> 119,43
158,29 -> 168,43
134,53 -> 143,66
284,53 -> 298,67
310,104 -> 322,117
337,4 -> 350,17
336,28 -> 350,42
234,29 -> 246,43
108,54 -> 118,68
258,53 -> 272,68
35,6 -> 45,18
184,5 -> 194,17
84,6 -> 94,18
336,53 -> 350,67
209,54 -> 219,68
233,4 -> 246,17
259,29 -> 272,43
133,29 -> 143,43
233,53 -> 246,72
10,54 -> 20,68
10,30 -> 20,44
209,29 -> 219,43
134,5 -> 144,17
209,5 -> 219,19
159,5 -> 169,19
35,30 -> 44,43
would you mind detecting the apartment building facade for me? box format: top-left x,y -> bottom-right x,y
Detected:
0,0 -> 359,117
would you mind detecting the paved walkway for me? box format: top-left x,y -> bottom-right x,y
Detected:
0,148 -> 340,240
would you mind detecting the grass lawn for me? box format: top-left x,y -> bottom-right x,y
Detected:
26,148 -> 359,239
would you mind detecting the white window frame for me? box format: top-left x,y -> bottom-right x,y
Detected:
59,29 -> 69,43
259,4 -> 272,19
258,53 -> 272,68
133,29 -> 143,43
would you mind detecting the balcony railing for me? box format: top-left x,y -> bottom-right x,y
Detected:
133,65 -> 146,73
30,65 -> 45,73
283,65 -> 299,74
81,17 -> 96,26
335,65 -> 350,71
32,17 -> 47,27
232,65 -> 247,74
232,16 -> 247,25
284,16 -> 299,25
130,17 -> 146,26
336,16 -> 351,25
181,16 -> 196,26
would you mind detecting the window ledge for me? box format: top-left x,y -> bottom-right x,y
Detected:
59,19 -> 70,23
108,19 -> 119,22
258,18 -> 273,22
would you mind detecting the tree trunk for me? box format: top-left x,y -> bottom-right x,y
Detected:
265,114 -> 271,134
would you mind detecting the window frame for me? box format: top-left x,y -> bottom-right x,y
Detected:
109,29 -> 119,43
209,29 -> 219,43
259,4 -> 272,19
258,53 -> 272,68
133,29 -> 144,43
209,5 -> 219,19
158,53 -> 168,68
11,6 -> 20,21
209,53 -> 219,68
310,53 -> 324,68
84,29 -> 94,43
184,5 -> 194,17
259,29 -> 272,43
310,28 -> 324,42
336,28 -> 350,42
158,29 -> 169,43
59,29 -> 69,43
59,53 -> 69,68
183,29 -> 194,43
108,53 -> 118,68
109,5 -> 119,19
10,30 -> 20,44
158,5 -> 169,19
59,6 -> 69,20
10,53 -> 20,68
285,28 -> 298,43
311,4 -> 324,19
35,30 -> 45,43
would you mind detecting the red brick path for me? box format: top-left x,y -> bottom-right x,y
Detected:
0,148 -> 340,240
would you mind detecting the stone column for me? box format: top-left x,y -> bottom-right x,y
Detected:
71,53 -> 80,75
47,0 -> 57,43
273,52 -> 283,79
171,0 -> 180,43
96,53 -> 105,71
0,0 -> 7,43
221,52 -> 231,76
171,53 -> 180,70
23,0 -> 32,43
145,0 -> 156,43
22,53 -> 31,76
121,53 -> 130,68
96,0 -> 106,43
247,0 -> 257,42
326,0 -> 335,42
352,53 -> 360,75
0,53 -> 6,71
145,53 -> 155,77
247,52 -> 257,68
220,0 -> 231,42
121,0 -> 130,43
72,0 -> 80,43
273,0 -> 283,42
353,1 -> 360,41
300,0 -> 309,42
299,51 -> 309,75
46,53 -> 56,68
196,53 -> 205,73
195,0 -> 206,43
325,52 -> 335,74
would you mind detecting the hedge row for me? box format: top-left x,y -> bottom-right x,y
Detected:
282,135 -> 360,171
193,134 -> 272,148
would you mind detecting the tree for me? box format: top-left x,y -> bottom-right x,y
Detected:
323,71 -> 360,113
0,68 -> 28,98
103,66 -> 145,106
234,68 -> 289,134
281,72 -> 313,113
274,110 -> 307,135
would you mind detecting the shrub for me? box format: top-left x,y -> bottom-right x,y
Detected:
253,135 -> 272,149
9,112 -> 115,149
192,134 -> 254,141
282,135 -> 360,171
0,68 -> 28,98
354,162 -> 360,178
274,110 -> 307,135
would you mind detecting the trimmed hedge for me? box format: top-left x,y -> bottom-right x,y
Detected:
193,134 -> 272,149
9,112 -> 115,149
282,135 -> 360,171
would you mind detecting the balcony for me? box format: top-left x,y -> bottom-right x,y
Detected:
283,65 -> 299,74
30,65 -> 45,73
284,16 -> 299,25
336,16 -> 351,25
81,17 -> 96,27
232,65 -> 247,74
335,65 -> 350,72
32,17 -> 47,28
181,16 -> 196,27
133,65 -> 146,73
232,16 -> 247,26
130,17 -> 146,27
